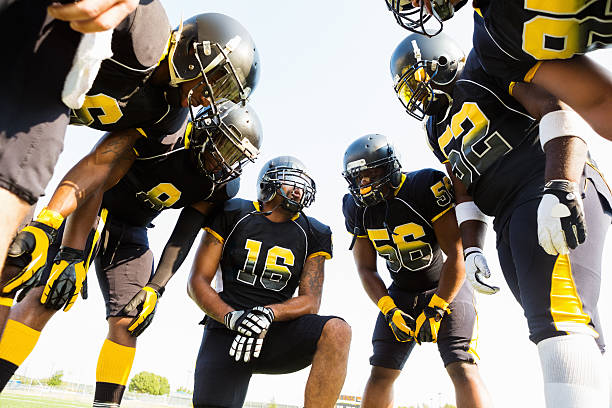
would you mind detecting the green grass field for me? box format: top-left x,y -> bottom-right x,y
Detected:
0,393 -> 91,408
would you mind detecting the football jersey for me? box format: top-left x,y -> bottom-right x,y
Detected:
472,1 -> 612,83
101,125 -> 238,227
342,170 -> 454,292
206,198 -> 333,310
69,0 -> 188,139
426,49 -> 546,218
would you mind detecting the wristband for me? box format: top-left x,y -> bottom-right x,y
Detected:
539,110 -> 595,150
455,201 -> 488,225
377,295 -> 397,315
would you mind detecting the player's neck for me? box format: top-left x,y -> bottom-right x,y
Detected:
261,200 -> 295,223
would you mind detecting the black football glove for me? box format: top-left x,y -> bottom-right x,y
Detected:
537,180 -> 586,255
378,295 -> 416,342
414,294 -> 450,344
121,284 -> 163,337
224,306 -> 275,337
2,208 -> 63,299
41,247 -> 87,311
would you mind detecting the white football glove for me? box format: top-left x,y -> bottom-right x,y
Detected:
537,180 -> 586,256
224,306 -> 275,337
464,247 -> 499,295
229,332 -> 266,363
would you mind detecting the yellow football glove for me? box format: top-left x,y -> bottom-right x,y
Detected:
414,293 -> 450,344
378,295 -> 416,342
41,247 -> 87,311
121,285 -> 162,337
2,208 -> 63,297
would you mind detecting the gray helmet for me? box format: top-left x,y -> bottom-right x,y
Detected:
257,156 -> 316,213
168,13 -> 260,103
342,134 -> 402,207
390,32 -> 464,120
191,99 -> 262,185
384,0 -> 468,37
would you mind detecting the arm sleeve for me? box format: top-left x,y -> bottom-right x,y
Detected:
306,219 -> 333,260
204,199 -> 243,243
148,206 -> 209,291
414,169 -> 456,223
342,194 -> 367,237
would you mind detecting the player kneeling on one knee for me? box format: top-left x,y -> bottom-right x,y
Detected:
188,156 -> 351,408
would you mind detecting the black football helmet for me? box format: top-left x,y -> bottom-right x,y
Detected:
168,13 -> 260,122
384,0 -> 467,37
390,32 -> 464,120
190,99 -> 262,185
257,156 -> 316,213
343,134 -> 402,207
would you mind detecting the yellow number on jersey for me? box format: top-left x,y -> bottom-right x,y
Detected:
368,222 -> 433,272
73,94 -> 124,126
146,183 -> 182,208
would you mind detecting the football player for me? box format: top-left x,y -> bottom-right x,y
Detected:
0,0 -> 138,293
342,134 -> 492,408
390,32 -> 612,407
0,100 -> 263,408
188,156 -> 351,408
387,0 -> 612,142
0,10 -> 260,313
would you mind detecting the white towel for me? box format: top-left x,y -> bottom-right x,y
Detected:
62,29 -> 114,109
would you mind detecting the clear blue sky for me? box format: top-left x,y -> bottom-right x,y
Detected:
19,1 -> 612,407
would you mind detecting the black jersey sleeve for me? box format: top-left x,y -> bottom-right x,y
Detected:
137,106 -> 190,144
304,216 -> 333,260
425,116 -> 449,165
410,169 -> 455,223
342,193 -> 367,238
205,198 -> 250,243
207,177 -> 240,203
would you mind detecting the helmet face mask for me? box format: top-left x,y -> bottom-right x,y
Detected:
384,0 -> 467,37
257,157 -> 316,213
191,101 -> 262,185
394,59 -> 438,120
343,134 -> 402,208
343,157 -> 400,207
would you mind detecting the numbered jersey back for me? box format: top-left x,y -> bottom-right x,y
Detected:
473,0 -> 612,83
343,170 -> 453,292
69,0 -> 188,138
208,199 -> 333,310
426,49 -> 546,216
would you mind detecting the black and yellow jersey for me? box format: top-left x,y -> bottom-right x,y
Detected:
342,169 -> 453,292
101,130 -> 238,227
69,0 -> 188,139
472,1 -> 612,84
426,49 -> 545,218
206,198 -> 333,310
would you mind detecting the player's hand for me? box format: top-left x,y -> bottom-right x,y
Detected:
414,294 -> 449,344
378,295 -> 416,342
537,180 -> 586,256
121,285 -> 162,337
2,208 -> 62,298
224,306 -> 275,337
464,247 -> 499,295
41,247 -> 87,311
47,0 -> 139,33
229,332 -> 267,363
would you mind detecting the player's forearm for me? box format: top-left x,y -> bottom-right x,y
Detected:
459,220 -> 487,250
267,295 -> 321,321
187,276 -> 233,323
61,189 -> 103,251
150,207 -> 208,289
544,136 -> 587,183
357,267 -> 390,305
46,129 -> 139,218
436,253 -> 465,304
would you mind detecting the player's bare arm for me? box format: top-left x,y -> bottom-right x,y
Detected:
265,254 -> 326,321
48,0 -> 139,33
432,208 -> 464,304
188,231 -> 233,323
352,237 -> 389,304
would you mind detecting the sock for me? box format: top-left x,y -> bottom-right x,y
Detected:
538,334 -> 609,408
93,339 -> 136,407
0,319 -> 40,392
